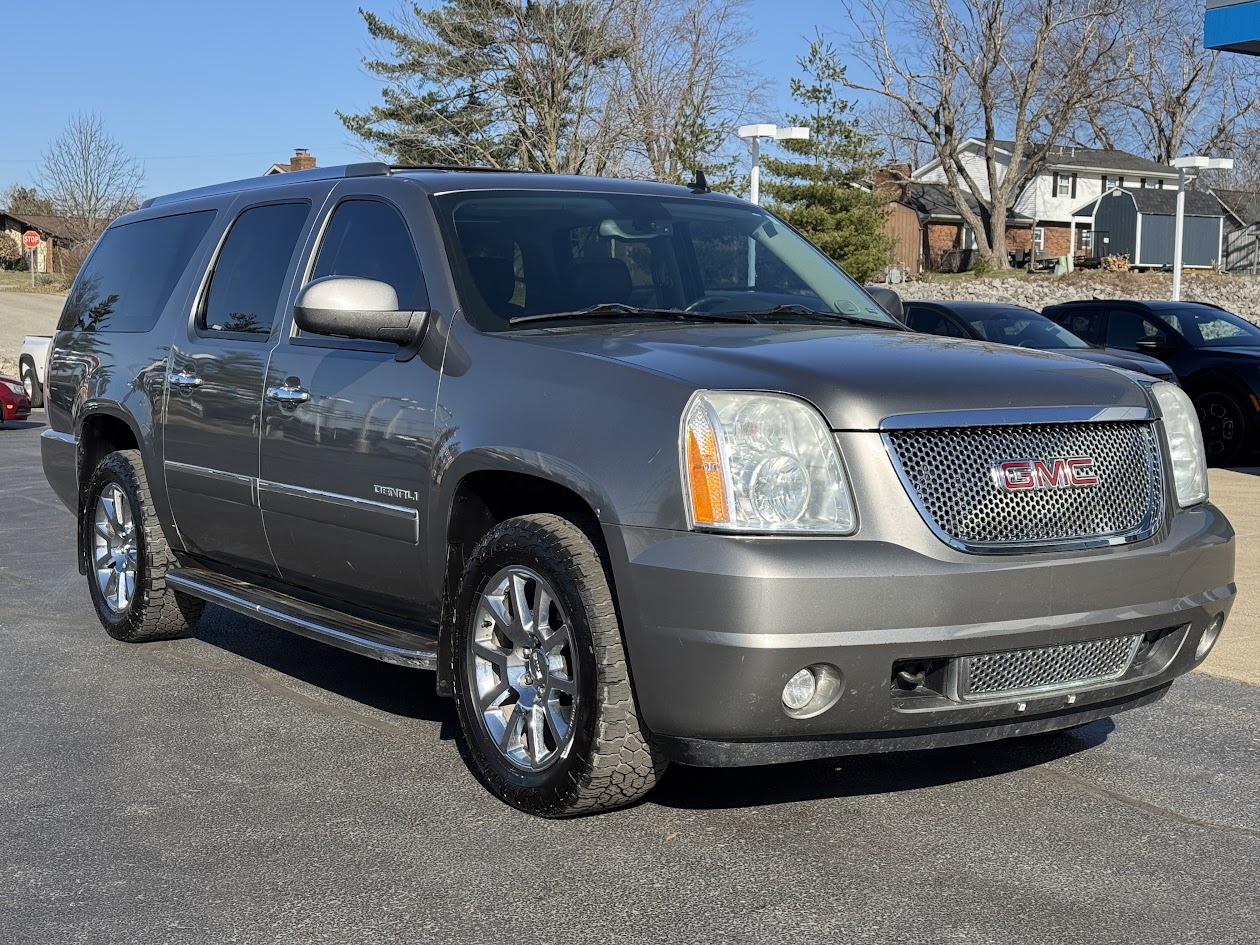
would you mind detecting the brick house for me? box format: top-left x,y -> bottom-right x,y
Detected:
264,148 -> 318,176
0,210 -> 73,274
905,139 -> 1184,270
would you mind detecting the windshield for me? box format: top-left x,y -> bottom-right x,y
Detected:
433,190 -> 897,331
1155,307 -> 1260,347
965,309 -> 1089,349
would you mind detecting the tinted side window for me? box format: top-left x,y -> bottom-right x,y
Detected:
1052,307 -> 1104,344
1106,310 -> 1166,349
311,199 -> 427,309
200,202 -> 309,336
58,211 -> 216,332
905,307 -> 967,337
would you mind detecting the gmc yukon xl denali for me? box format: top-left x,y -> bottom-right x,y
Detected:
41,165 -> 1235,816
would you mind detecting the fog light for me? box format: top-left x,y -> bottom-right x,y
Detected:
1195,614 -> 1224,661
782,668 -> 817,710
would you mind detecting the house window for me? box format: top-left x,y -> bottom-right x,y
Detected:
1056,174 -> 1072,198
1102,176 -> 1111,191
1033,227 -> 1046,252
963,226 -> 977,250
1078,229 -> 1093,252
1142,178 -> 1158,189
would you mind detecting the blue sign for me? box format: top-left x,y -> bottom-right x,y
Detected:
1206,0 -> 1260,55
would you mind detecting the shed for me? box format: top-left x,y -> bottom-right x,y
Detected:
1072,187 -> 1225,269
1210,187 -> 1260,273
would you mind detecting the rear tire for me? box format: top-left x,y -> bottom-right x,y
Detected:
84,450 -> 204,642
1192,389 -> 1249,467
20,361 -> 42,409
452,513 -> 665,817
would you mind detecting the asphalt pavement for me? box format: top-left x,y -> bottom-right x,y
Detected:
2,413 -> 1258,945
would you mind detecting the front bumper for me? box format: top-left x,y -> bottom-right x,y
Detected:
603,503 -> 1235,767
1,396 -> 30,422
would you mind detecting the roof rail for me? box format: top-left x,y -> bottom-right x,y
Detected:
390,164 -> 527,174
140,162 -> 393,209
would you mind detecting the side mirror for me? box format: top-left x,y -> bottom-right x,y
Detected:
294,276 -> 427,346
1135,337 -> 1173,353
865,285 -> 904,320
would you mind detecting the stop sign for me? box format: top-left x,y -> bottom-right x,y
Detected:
21,230 -> 39,249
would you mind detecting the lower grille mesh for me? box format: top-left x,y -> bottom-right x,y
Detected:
959,634 -> 1141,700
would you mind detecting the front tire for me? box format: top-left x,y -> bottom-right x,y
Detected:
85,450 -> 204,642
452,513 -> 665,817
1193,389 -> 1249,466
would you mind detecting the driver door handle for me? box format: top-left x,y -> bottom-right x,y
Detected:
266,382 -> 311,406
170,370 -> 202,389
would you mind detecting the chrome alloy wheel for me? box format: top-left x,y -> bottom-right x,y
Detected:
470,565 -> 579,772
93,484 -> 138,616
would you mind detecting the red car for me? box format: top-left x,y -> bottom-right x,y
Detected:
0,374 -> 32,424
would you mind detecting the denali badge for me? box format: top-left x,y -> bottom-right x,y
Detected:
994,457 -> 1099,491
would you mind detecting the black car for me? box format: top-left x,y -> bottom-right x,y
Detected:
1044,300 -> 1260,464
903,300 -> 1179,382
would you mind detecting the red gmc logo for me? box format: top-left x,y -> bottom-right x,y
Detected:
994,457 -> 1099,491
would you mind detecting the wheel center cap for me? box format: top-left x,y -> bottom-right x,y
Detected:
528,649 -> 547,682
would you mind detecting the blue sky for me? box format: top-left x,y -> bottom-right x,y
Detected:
0,0 -> 836,201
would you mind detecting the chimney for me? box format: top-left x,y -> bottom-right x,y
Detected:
290,148 -> 316,172
873,163 -> 913,195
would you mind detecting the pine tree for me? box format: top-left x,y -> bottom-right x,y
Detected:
761,35 -> 893,283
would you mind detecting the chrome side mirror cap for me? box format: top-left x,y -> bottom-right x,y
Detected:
294,276 -> 428,346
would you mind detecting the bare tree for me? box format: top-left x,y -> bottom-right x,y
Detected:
865,100 -> 931,170
840,0 -> 1128,267
1077,1 -> 1260,165
36,112 -> 143,243
612,0 -> 764,185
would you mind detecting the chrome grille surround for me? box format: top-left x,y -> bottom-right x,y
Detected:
883,415 -> 1164,554
957,634 -> 1143,701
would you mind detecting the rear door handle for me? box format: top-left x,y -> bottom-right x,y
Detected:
170,370 -> 202,389
266,383 -> 311,406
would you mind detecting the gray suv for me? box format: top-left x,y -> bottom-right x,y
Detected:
41,164 -> 1235,816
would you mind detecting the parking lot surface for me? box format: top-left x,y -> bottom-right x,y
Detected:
2,414 -> 1258,944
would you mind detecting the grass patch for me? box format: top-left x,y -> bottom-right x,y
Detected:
0,270 -> 72,295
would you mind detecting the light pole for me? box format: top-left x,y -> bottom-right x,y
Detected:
1171,155 -> 1234,301
736,124 -> 810,287
737,123 -> 810,206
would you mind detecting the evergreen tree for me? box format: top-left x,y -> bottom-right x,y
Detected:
761,35 -> 893,283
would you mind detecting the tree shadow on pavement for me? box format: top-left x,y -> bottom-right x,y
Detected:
650,720 -> 1115,810
0,419 -> 44,431
190,603 -> 458,735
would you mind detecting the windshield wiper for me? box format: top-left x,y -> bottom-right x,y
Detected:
509,303 -> 759,326
738,304 -> 907,330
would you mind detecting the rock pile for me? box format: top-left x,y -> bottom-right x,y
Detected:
892,271 -> 1260,326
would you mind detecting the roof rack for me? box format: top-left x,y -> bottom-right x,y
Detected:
390,164 -> 527,174
140,162 -> 393,209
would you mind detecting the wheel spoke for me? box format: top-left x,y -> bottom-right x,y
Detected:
94,521 -> 113,541
548,673 -> 577,696
533,585 -> 553,637
479,679 -> 511,711
511,573 -> 535,639
539,623 -> 572,654
543,697 -> 570,745
94,547 -> 113,568
526,704 -> 548,767
119,570 -> 134,611
483,589 -> 529,646
471,638 -> 509,669
498,703 -> 525,752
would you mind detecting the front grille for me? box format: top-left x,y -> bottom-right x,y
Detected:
885,421 -> 1163,551
959,634 -> 1142,700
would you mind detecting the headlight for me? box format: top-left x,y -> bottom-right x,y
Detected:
3,381 -> 23,396
681,390 -> 856,533
1151,381 -> 1207,507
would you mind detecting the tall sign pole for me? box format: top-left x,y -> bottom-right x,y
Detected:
21,230 -> 40,288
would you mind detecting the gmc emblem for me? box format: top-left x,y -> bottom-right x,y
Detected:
994,457 -> 1099,491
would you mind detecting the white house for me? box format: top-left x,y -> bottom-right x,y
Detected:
910,139 -> 1183,264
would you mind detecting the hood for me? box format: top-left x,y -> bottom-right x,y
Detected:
1068,347 -> 1177,381
514,324 -> 1151,430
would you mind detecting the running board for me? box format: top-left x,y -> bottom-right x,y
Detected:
165,568 -> 438,670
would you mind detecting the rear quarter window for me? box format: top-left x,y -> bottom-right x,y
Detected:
58,210 -> 217,332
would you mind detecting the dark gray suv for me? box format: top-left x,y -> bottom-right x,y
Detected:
41,164 -> 1235,816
